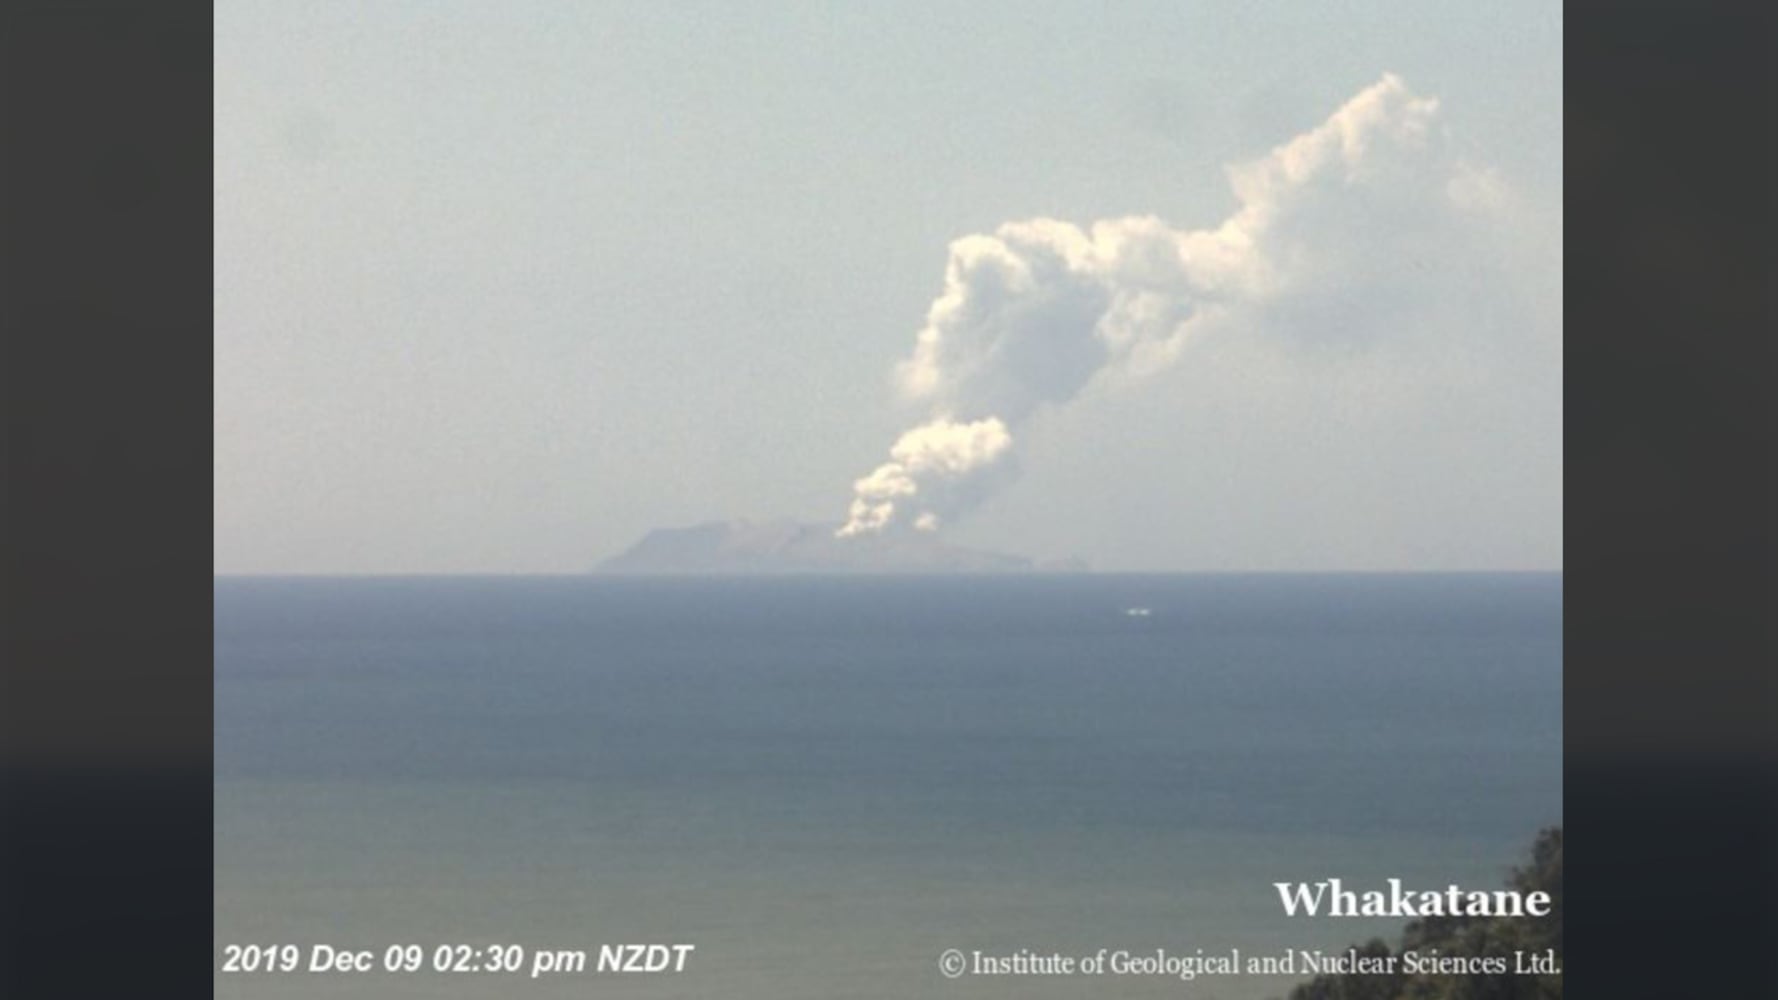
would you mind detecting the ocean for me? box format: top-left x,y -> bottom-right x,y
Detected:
214,574 -> 1562,999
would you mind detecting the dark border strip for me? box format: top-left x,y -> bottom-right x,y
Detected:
2,3 -> 213,995
1567,2 -> 1778,996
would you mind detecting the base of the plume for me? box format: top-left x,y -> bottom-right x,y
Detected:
595,519 -> 1087,575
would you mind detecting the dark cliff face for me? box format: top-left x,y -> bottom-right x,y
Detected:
594,519 -> 1038,575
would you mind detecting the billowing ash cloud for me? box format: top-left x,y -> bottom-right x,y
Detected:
839,416 -> 1016,537
839,74 -> 1508,538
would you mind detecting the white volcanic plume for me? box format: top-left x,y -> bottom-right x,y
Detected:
840,416 -> 1016,537
838,74 -> 1507,538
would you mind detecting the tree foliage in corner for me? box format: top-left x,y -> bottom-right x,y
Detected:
1283,827 -> 1562,1000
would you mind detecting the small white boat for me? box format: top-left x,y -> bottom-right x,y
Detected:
1124,607 -> 1151,617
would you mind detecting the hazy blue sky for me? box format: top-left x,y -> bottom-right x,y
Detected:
215,1 -> 1561,573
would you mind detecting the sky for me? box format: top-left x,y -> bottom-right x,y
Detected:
215,0 -> 1561,573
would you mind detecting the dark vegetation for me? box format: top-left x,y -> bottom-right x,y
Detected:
1283,827 -> 1562,1000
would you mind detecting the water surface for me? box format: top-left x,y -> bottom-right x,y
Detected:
215,574 -> 1561,999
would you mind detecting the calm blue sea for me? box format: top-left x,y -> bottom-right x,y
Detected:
214,574 -> 1561,999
